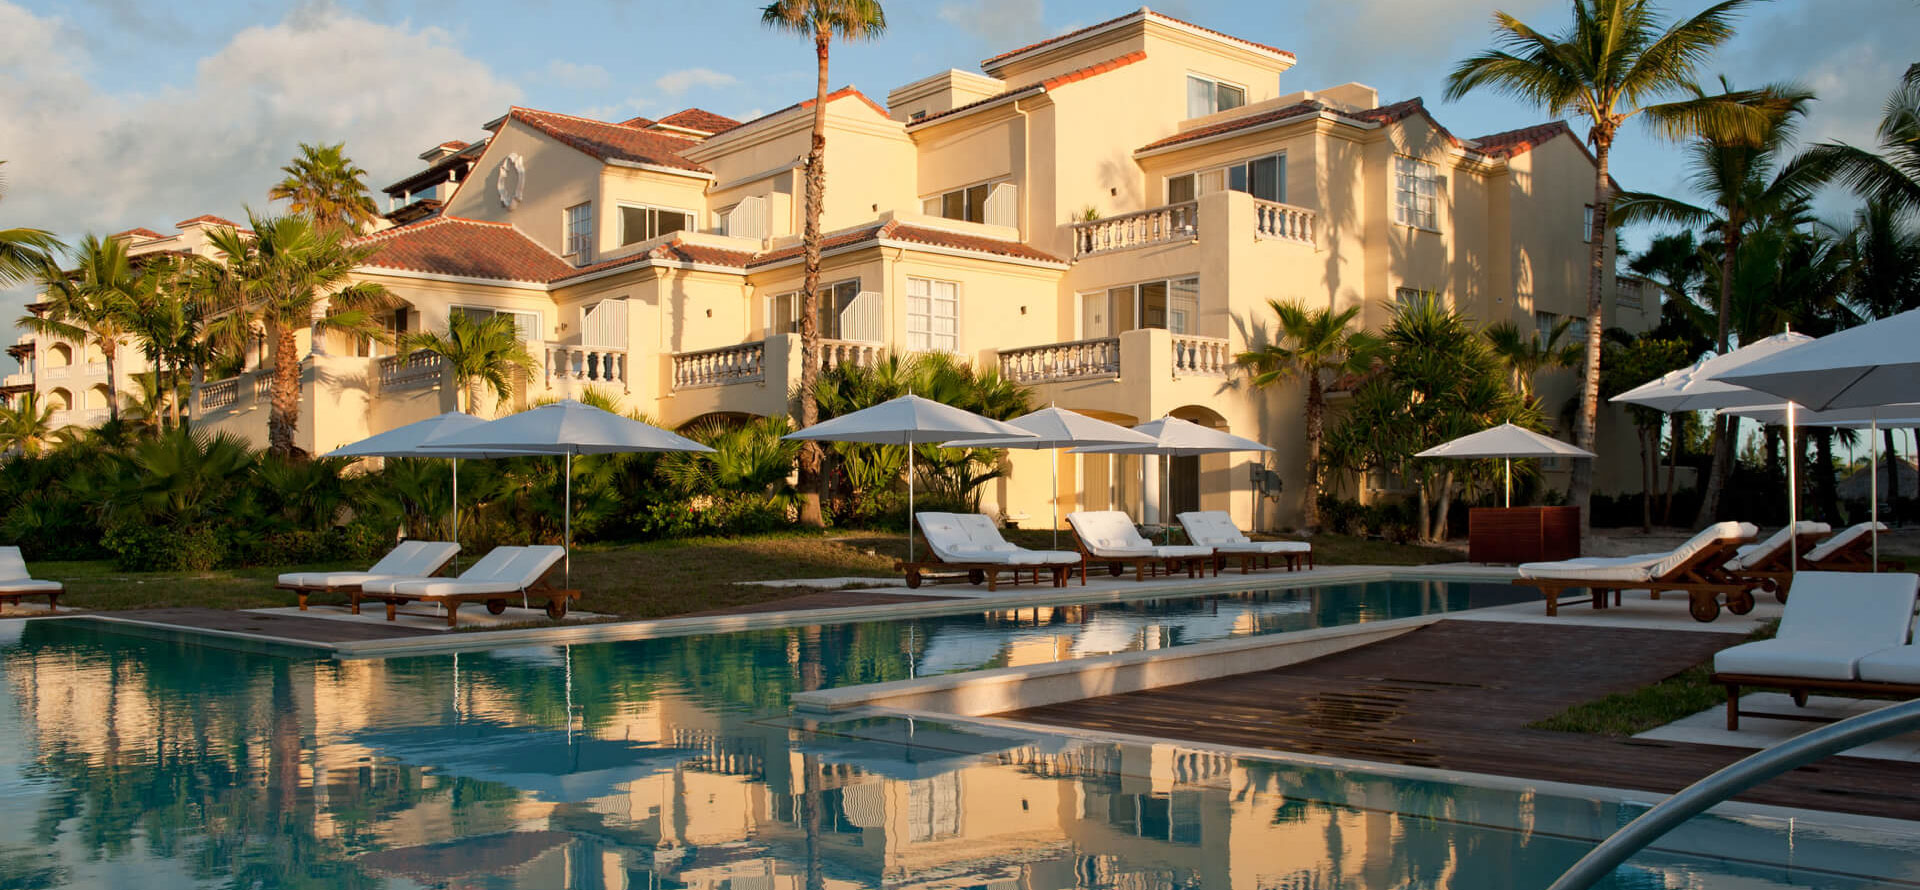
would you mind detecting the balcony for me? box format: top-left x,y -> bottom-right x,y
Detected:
1069,193 -> 1317,259
547,345 -> 628,389
673,341 -> 766,390
998,330 -> 1231,385
379,352 -> 445,390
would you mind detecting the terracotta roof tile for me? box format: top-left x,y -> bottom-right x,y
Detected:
1138,100 -> 1327,151
508,107 -> 709,173
982,9 -> 1292,69
1471,120 -> 1576,158
174,214 -> 239,228
654,108 -> 742,135
112,227 -> 166,240
729,87 -> 891,133
559,239 -> 755,281
354,216 -> 574,283
749,220 -> 1065,268
439,140 -> 468,150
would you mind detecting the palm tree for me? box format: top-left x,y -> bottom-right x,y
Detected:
203,213 -> 394,457
1235,300 -> 1380,530
1807,64 -> 1920,220
761,0 -> 888,528
1484,317 -> 1582,402
0,161 -> 64,286
269,142 -> 381,234
399,311 -> 539,415
1847,201 -> 1920,510
0,391 -> 65,458
18,235 -> 148,424
1446,0 -> 1774,528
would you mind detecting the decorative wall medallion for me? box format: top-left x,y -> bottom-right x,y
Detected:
496,153 -> 526,209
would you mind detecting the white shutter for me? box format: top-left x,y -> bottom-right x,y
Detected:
728,196 -> 768,240
930,279 -> 958,352
921,196 -> 942,217
842,289 -> 883,343
984,182 -> 1018,228
1198,168 -> 1226,196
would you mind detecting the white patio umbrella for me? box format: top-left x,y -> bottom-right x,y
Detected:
1714,307 -> 1920,411
782,394 -> 1038,560
941,406 -> 1156,547
325,412 -> 548,560
421,400 -> 714,584
1720,403 -> 1920,570
1072,416 -> 1273,537
1414,423 -> 1594,507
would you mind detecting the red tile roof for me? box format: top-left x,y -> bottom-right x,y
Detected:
558,239 -> 757,280
749,220 -> 1065,268
1349,97 -> 1466,148
1138,100 -> 1326,151
654,108 -> 742,135
619,116 -> 654,128
112,227 -> 166,240
174,214 -> 239,229
982,9 -> 1293,69
507,107 -> 709,173
729,87 -> 891,134
354,216 -> 575,283
439,140 -> 468,150
1471,120 -> 1576,158
912,51 -> 1146,128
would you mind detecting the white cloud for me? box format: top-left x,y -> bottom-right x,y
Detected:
937,0 -> 1049,48
654,67 -> 738,96
539,59 -> 611,90
0,0 -> 521,324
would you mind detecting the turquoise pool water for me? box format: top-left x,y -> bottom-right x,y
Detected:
0,580 -> 1914,889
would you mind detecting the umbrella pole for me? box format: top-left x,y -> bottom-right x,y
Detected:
1788,403 -> 1799,573
908,441 -> 916,563
1505,457 -> 1511,509
564,450 -> 573,589
1051,447 -> 1060,549
1872,413 -> 1881,571
451,458 -> 460,570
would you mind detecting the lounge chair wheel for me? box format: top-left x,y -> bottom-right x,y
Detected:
486,600 -> 508,615
905,569 -> 923,589
968,569 -> 986,585
545,599 -> 567,620
1727,590 -> 1756,615
1689,595 -> 1721,623
1791,689 -> 1808,707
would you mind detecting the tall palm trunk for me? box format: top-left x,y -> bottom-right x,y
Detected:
794,28 -> 831,528
1696,210 -> 1744,525
269,326 -> 301,457
1813,432 -> 1840,523
1569,137 -> 1612,532
103,341 -> 119,423
1302,375 -> 1325,530
1661,413 -> 1682,523
1886,427 -> 1903,518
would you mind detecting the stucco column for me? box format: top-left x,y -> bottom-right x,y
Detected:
1143,452 -> 1162,528
309,305 -> 329,357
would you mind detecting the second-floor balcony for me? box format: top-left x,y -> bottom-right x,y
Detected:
997,330 -> 1232,385
1070,193 -> 1317,259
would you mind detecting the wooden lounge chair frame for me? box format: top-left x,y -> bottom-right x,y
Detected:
351,565 -> 580,628
1710,672 -> 1920,730
1513,533 -> 1758,621
1176,511 -> 1313,575
1067,526 -> 1213,583
1729,528 -> 1846,602
277,578 -> 369,612
897,548 -> 1072,591
0,585 -> 61,613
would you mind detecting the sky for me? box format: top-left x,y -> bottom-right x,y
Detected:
1,0 -> 1915,340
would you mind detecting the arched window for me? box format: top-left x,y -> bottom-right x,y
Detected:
47,344 -> 72,368
86,384 -> 111,410
83,342 -> 104,365
46,388 -> 71,410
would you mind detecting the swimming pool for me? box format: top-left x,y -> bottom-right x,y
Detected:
0,580 -> 1912,888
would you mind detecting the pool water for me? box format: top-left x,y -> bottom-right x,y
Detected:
0,580 -> 1914,889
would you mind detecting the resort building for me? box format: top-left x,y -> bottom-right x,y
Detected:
7,7 -> 1657,528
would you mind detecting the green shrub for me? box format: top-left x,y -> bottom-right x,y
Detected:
103,523 -> 225,572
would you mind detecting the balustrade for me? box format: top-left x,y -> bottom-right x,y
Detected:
547,346 -> 628,387
1071,202 -> 1199,258
1251,199 -> 1316,244
200,377 -> 238,410
998,337 -> 1122,384
673,341 -> 766,390
378,352 -> 444,390
817,339 -> 880,372
1171,335 -> 1231,377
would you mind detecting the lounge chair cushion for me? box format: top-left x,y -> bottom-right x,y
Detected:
1857,646 -> 1920,684
1713,571 -> 1919,680
279,571 -> 393,589
382,545 -> 565,598
1069,511 -> 1211,559
0,579 -> 63,594
0,547 -> 61,592
1177,511 -> 1314,555
1714,639 -> 1879,680
1517,521 -> 1756,581
916,513 -> 1078,566
1804,522 -> 1889,563
360,546 -> 523,595
1726,521 -> 1831,571
278,540 -> 460,589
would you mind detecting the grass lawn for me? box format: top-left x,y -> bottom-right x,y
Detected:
29,529 -> 1461,620
1531,619 -> 1779,735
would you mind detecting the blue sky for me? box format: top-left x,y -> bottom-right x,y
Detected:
1,0 -> 1914,329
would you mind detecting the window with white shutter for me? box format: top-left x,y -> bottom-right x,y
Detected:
1393,156 -> 1439,230
984,182 -> 1018,228
907,278 -> 959,353
581,299 -> 628,349
723,196 -> 768,240
564,203 -> 593,260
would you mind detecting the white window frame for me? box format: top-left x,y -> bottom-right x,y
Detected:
1583,204 -> 1596,243
1393,156 -> 1440,231
616,202 -> 696,247
920,179 -> 1016,227
764,278 -> 876,342
1174,151 -> 1287,205
1534,310 -> 1559,345
1185,73 -> 1247,119
1080,277 -> 1200,338
452,305 -> 543,344
564,202 -> 593,260
906,277 -> 959,353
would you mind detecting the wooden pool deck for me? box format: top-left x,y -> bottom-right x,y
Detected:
1002,620 -> 1920,822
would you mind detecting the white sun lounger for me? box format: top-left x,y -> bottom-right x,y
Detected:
1710,571 -> 1920,729
1513,521 -> 1758,619
276,540 -> 461,609
356,545 -> 575,627
1066,511 -> 1213,582
1723,521 -> 1832,600
1800,521 -> 1895,570
0,546 -> 65,613
905,513 -> 1079,590
1176,510 -> 1313,573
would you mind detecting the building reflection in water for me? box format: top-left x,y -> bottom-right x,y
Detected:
0,609 -> 1911,890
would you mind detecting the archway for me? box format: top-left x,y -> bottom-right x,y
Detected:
46,388 -> 70,411
85,384 -> 111,411
46,344 -> 72,368
1161,405 -> 1240,525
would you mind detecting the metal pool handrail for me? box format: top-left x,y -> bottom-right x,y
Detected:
1548,697 -> 1920,890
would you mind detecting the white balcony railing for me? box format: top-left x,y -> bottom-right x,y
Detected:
201,376 -> 238,410
1071,202 -> 1198,258
1252,199 -> 1316,245
548,346 -> 627,388
251,373 -> 274,401
379,352 -> 445,391
818,339 -> 880,372
999,337 -> 1121,384
1171,335 -> 1231,376
674,341 -> 766,390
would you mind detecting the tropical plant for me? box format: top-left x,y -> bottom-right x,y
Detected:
202,212 -> 394,457
761,0 -> 888,527
268,142 -> 381,234
1807,63 -> 1920,221
1484,317 -> 1581,402
17,235 -> 153,424
118,371 -> 187,435
1599,330 -> 1691,530
400,311 -> 539,415
0,391 -> 68,458
1235,300 -> 1380,530
0,161 -> 64,286
1845,201 -> 1920,510
1446,0 -> 1775,527
118,256 -> 208,430
658,415 -> 801,500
